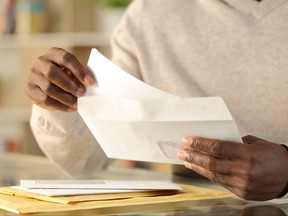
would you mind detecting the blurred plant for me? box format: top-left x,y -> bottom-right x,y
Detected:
84,0 -> 132,8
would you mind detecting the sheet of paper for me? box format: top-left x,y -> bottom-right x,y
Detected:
15,180 -> 181,197
12,187 -> 147,197
20,180 -> 181,190
78,49 -> 242,164
86,48 -> 175,100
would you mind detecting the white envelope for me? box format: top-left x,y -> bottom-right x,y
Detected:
78,96 -> 242,164
16,180 -> 182,196
78,49 -> 242,164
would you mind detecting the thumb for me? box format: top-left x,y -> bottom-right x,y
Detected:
242,135 -> 264,144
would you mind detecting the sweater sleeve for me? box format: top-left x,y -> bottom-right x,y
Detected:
30,1 -> 288,200
30,105 -> 110,178
28,1 -> 144,178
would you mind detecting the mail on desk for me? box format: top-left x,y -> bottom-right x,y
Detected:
78,49 -> 242,164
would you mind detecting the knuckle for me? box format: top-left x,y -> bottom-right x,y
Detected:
38,92 -> 50,105
205,156 -> 215,171
61,52 -> 75,65
41,81 -> 54,94
45,64 -> 57,80
210,140 -> 221,155
192,138 -> 202,149
62,93 -> 76,105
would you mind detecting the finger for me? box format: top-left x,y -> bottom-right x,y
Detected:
28,70 -> 79,108
182,136 -> 244,158
242,135 -> 264,144
183,161 -> 247,196
178,150 -> 234,174
183,160 -> 255,200
183,162 -> 227,184
33,57 -> 86,96
39,80 -> 78,109
27,84 -> 77,112
46,47 -> 95,86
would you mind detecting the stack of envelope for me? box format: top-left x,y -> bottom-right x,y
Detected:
0,180 -> 241,215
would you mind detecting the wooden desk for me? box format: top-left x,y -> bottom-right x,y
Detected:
0,153 -> 287,215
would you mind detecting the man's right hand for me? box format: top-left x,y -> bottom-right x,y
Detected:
26,47 -> 95,112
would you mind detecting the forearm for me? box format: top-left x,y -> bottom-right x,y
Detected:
30,105 -> 110,178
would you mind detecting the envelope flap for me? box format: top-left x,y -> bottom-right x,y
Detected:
78,95 -> 233,121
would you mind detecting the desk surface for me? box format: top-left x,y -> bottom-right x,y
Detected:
0,153 -> 287,216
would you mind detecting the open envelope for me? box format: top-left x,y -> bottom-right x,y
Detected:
78,96 -> 242,164
78,49 -> 242,164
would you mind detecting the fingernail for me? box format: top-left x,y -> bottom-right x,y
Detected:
84,75 -> 95,86
182,137 -> 192,146
177,151 -> 190,160
72,102 -> 78,109
67,107 -> 77,112
76,86 -> 86,96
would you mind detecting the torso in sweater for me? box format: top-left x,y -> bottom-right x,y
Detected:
111,0 -> 288,143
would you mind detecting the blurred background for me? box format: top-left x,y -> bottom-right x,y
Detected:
0,0 -> 132,156
0,0 -> 172,181
0,0 -> 266,208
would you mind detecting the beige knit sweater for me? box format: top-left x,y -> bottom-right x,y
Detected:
30,0 -> 288,179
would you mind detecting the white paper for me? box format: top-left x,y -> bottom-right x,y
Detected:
78,49 -> 242,164
86,48 -> 175,100
12,186 -> 146,197
78,96 -> 242,164
20,180 -> 181,190
17,180 -> 182,196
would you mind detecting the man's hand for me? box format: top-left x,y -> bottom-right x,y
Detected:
26,47 -> 95,112
177,135 -> 288,201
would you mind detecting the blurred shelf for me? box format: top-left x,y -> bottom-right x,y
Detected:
0,32 -> 111,49
0,107 -> 31,123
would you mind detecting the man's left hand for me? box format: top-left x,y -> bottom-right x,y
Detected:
177,135 -> 288,201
